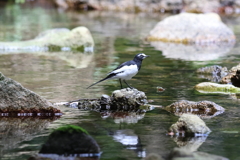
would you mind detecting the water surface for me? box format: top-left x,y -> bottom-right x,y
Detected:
0,4 -> 240,160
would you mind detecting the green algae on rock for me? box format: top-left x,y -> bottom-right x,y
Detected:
55,125 -> 89,135
195,82 -> 240,94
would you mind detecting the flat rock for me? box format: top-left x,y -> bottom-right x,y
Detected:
168,114 -> 211,136
147,13 -> 235,44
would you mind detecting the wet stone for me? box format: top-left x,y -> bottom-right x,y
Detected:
66,88 -> 149,111
111,88 -> 148,109
165,100 -> 225,119
168,114 -> 211,136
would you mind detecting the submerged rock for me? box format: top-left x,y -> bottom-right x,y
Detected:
165,100 -> 225,119
39,125 -> 100,155
195,82 -> 240,94
147,13 -> 235,44
0,72 -> 61,115
196,65 -> 228,82
168,114 -> 211,136
0,26 -> 94,52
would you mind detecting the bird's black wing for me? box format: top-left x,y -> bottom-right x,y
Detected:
108,60 -> 135,74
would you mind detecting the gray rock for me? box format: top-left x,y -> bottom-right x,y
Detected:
111,88 -> 148,108
147,13 -> 235,44
0,72 -> 59,114
168,114 -> 211,136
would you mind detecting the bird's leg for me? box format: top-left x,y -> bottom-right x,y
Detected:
123,80 -> 133,89
119,79 -> 123,89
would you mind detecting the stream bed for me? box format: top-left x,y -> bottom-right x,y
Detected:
0,3 -> 240,160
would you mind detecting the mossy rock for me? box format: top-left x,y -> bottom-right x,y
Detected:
195,82 -> 240,94
39,125 -> 100,155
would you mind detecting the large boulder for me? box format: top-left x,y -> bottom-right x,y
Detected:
0,26 -> 94,52
0,72 -> 60,114
147,13 -> 235,44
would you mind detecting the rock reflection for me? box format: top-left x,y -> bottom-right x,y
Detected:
0,117 -> 58,157
0,51 -> 94,69
150,41 -> 235,61
171,136 -> 208,152
112,129 -> 145,158
100,110 -> 146,124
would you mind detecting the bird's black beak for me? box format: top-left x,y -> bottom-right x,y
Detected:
145,55 -> 150,58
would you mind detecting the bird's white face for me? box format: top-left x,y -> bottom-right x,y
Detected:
137,53 -> 149,59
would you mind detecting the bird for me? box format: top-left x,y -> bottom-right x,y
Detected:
87,53 -> 149,89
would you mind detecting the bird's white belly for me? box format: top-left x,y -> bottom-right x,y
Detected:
112,65 -> 138,80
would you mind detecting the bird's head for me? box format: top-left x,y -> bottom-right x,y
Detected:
134,53 -> 150,61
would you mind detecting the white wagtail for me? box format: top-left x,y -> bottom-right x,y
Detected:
87,53 -> 149,89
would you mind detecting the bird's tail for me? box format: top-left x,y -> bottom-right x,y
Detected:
86,74 -> 113,89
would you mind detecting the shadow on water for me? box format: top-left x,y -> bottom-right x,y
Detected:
1,3 -> 240,160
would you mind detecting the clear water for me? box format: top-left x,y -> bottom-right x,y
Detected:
0,3 -> 240,160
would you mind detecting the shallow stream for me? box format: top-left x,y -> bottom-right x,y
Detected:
0,4 -> 240,160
